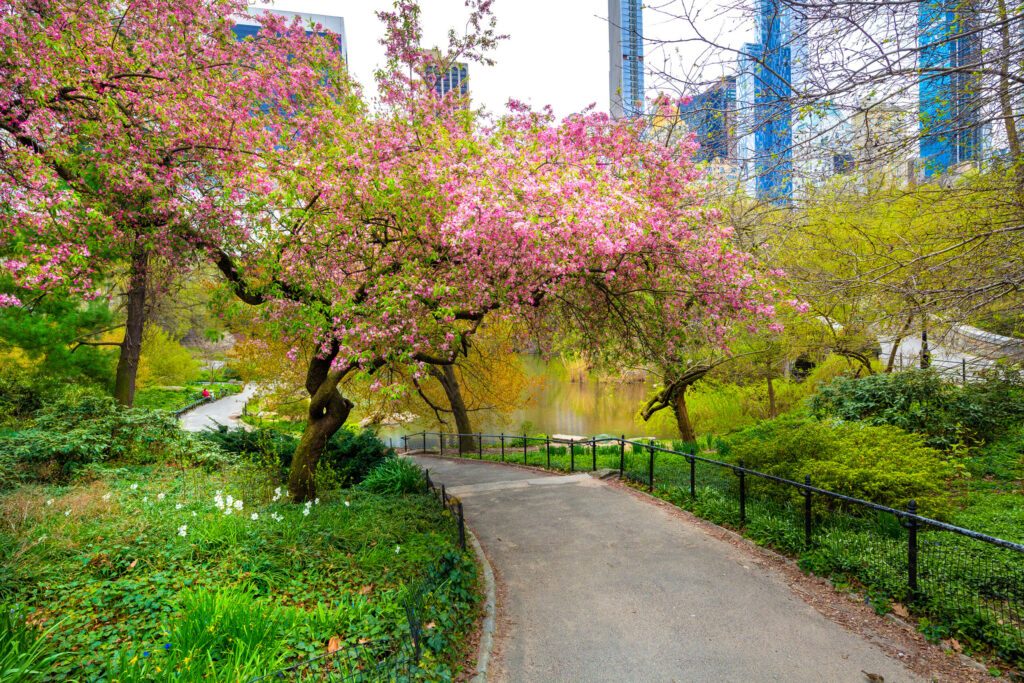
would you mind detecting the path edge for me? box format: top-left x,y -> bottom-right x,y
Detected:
467,528 -> 497,683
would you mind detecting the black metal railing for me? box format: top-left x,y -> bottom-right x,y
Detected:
397,430 -> 1024,665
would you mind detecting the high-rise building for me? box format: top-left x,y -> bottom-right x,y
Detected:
918,0 -> 981,177
734,0 -> 805,203
678,78 -> 737,162
234,9 -> 347,62
425,50 -> 469,102
608,0 -> 644,118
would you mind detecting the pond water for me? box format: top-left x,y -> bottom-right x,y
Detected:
377,355 -> 678,440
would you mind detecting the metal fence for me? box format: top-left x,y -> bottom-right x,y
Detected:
398,430 -> 1024,665
250,467 -> 466,681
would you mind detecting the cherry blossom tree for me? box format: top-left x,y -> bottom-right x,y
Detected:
0,0 -> 354,405
213,1 -> 783,501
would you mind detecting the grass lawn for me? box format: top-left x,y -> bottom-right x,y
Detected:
0,462 -> 479,681
135,383 -> 243,412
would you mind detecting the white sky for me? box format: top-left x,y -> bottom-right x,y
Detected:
249,0 -> 752,119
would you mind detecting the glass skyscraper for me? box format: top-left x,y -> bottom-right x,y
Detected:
678,77 -> 737,162
735,0 -> 803,203
426,61 -> 469,100
608,0 -> 644,118
918,0 -> 981,177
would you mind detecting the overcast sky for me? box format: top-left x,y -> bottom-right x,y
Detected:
249,0 -> 752,119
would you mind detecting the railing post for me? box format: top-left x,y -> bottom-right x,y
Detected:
457,500 -> 466,551
689,452 -> 696,499
619,436 -> 625,478
440,433 -> 444,457
962,357 -> 967,384
523,434 -> 528,465
570,440 -> 575,472
425,469 -> 431,490
441,483 -> 447,505
478,433 -> 483,460
546,436 -> 551,468
907,499 -> 919,594
402,435 -> 408,452
738,460 -> 746,525
648,440 -> 655,491
500,433 -> 505,462
458,433 -> 463,458
591,438 -> 597,471
422,432 -> 426,451
804,475 -> 812,547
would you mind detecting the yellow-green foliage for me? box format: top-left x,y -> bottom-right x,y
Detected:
138,326 -> 200,388
644,355 -> 861,437
728,414 -> 959,516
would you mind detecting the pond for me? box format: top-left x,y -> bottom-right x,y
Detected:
377,355 -> 679,440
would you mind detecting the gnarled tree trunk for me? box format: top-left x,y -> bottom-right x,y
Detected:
672,385 -> 696,443
288,346 -> 354,502
113,244 -> 149,407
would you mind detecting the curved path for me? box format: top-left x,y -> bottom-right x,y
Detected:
409,455 -> 920,683
179,385 -> 256,432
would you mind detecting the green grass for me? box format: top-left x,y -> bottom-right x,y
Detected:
0,462 -> 478,681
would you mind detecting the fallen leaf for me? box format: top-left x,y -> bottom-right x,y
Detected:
358,637 -> 370,645
891,603 -> 909,619
949,638 -> 963,653
327,636 -> 343,653
424,621 -> 436,630
358,585 -> 373,595
127,559 -> 137,570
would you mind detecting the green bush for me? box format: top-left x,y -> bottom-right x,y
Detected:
0,608 -> 62,682
0,387 -> 210,480
728,414 -> 959,515
360,457 -> 427,495
809,369 -> 1024,450
0,371 -> 52,428
202,425 -> 392,487
137,326 -> 200,388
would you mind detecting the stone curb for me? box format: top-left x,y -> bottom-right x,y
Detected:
467,527 -> 497,683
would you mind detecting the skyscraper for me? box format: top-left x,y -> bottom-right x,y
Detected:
609,0 -> 644,118
678,77 -> 737,162
918,0 -> 981,177
425,50 -> 469,103
734,0 -> 804,203
233,9 -> 347,62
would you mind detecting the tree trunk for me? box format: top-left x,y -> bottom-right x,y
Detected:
886,313 -> 914,373
672,386 -> 696,443
433,365 -> 476,452
113,244 -> 149,407
766,376 -> 777,418
996,0 -> 1021,161
288,346 -> 353,502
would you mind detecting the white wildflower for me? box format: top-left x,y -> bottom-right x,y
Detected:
344,500 -> 350,508
45,499 -> 54,506
142,496 -> 148,503
191,511 -> 197,517
270,512 -> 283,522
177,524 -> 188,537
225,494 -> 234,508
233,499 -> 243,511
157,493 -> 165,502
302,506 -> 310,517
175,503 -> 183,510
250,513 -> 259,521
314,497 -> 320,505
63,509 -> 71,517
214,494 -> 225,510
102,493 -> 111,502
395,545 -> 401,554
130,483 -> 138,491
272,487 -> 282,502
224,507 -> 233,516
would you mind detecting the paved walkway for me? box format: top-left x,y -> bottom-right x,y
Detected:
410,455 -> 920,683
179,385 -> 256,432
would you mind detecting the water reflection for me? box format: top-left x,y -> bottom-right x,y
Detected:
378,355 -> 676,439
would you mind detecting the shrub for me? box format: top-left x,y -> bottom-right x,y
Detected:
809,369 -> 1024,450
0,387 -> 192,480
728,414 -> 959,515
360,457 -> 427,494
202,425 -> 392,487
0,609 -> 62,681
0,371 -> 52,428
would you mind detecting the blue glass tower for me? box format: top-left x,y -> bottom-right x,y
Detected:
918,0 -> 980,177
609,0 -> 645,118
426,61 -> 469,100
678,77 -> 737,162
736,0 -> 799,203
